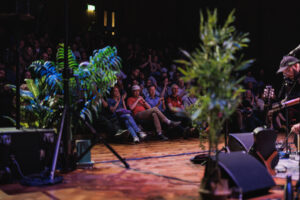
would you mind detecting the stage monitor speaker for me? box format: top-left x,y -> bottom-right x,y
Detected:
252,128 -> 277,160
213,152 -> 275,195
228,128 -> 279,171
0,128 -> 55,179
228,132 -> 254,152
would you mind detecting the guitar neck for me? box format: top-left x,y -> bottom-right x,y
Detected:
270,97 -> 300,113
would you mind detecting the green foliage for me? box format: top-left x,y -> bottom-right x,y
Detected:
178,9 -> 253,150
9,44 -> 121,132
6,81 -> 62,129
56,43 -> 78,71
74,46 -> 122,121
75,46 -> 121,98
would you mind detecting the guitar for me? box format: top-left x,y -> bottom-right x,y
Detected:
262,85 -> 275,128
262,85 -> 300,128
266,97 -> 300,128
263,85 -> 275,108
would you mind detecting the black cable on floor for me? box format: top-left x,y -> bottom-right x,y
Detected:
97,151 -> 209,185
112,162 -> 201,185
94,150 -> 209,164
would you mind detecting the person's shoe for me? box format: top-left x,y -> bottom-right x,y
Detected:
133,136 -> 140,143
138,131 -> 147,139
158,134 -> 168,141
170,121 -> 181,127
114,129 -> 128,137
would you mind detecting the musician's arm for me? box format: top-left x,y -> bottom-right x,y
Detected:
291,123 -> 300,134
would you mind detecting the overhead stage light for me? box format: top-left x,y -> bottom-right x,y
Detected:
87,4 -> 95,12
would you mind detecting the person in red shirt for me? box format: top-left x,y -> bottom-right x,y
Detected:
167,84 -> 193,137
167,84 -> 185,112
127,85 -> 180,140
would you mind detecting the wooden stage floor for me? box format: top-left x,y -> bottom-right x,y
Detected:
0,137 -> 290,200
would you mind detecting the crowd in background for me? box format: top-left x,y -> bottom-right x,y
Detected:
0,31 -> 295,143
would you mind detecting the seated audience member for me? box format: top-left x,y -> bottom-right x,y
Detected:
244,89 -> 256,109
240,90 -> 262,131
72,43 -> 81,61
243,71 -> 257,88
167,84 -> 193,136
177,78 -> 187,98
167,78 -> 186,97
142,77 -> 159,98
158,77 -> 170,99
182,93 -> 197,108
169,64 -> 177,82
124,68 -> 141,91
41,52 -> 49,61
150,55 -> 161,78
98,96 -> 128,140
127,85 -> 180,140
256,69 -> 265,94
46,47 -> 54,61
145,85 -> 166,113
107,86 -> 147,143
116,76 -> 126,95
139,71 -> 146,87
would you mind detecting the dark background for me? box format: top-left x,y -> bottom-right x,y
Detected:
1,0 -> 300,88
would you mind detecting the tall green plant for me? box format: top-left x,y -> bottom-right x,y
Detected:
178,9 -> 253,193
9,44 -> 121,132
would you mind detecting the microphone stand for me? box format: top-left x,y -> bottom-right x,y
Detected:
281,79 -> 297,158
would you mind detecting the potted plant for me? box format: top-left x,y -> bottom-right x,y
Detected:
7,44 -> 122,135
178,9 -> 253,199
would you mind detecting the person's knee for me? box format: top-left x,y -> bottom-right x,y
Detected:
152,112 -> 158,118
152,107 -> 159,113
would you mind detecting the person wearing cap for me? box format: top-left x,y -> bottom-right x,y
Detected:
127,84 -> 180,140
277,55 -> 300,77
277,55 -> 300,134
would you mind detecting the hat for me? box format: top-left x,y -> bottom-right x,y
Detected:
277,56 -> 300,73
132,85 -> 141,91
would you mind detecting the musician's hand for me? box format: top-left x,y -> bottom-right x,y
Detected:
281,98 -> 287,104
291,123 -> 300,134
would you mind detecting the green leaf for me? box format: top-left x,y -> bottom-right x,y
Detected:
25,79 -> 39,98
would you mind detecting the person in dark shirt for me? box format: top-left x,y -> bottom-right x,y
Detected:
276,56 -> 300,134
